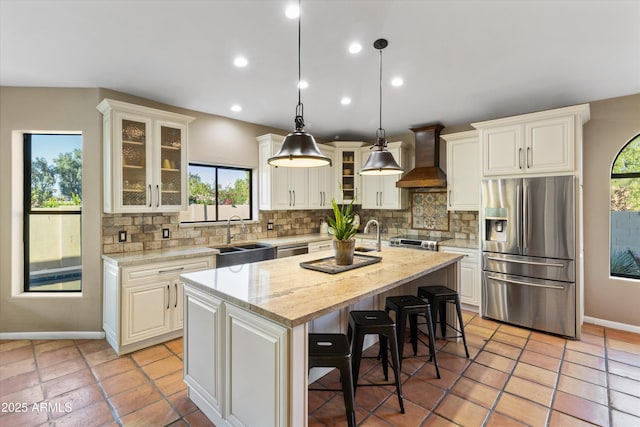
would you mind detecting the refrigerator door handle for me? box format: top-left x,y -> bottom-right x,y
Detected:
522,181 -> 528,253
486,256 -> 565,268
516,181 -> 522,253
487,275 -> 565,290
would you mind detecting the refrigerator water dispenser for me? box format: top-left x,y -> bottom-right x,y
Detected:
486,218 -> 508,242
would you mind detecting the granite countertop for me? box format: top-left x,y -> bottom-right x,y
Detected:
439,239 -> 479,250
102,246 -> 218,267
181,246 -> 463,327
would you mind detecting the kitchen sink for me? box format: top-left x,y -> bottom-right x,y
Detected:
212,243 -> 275,267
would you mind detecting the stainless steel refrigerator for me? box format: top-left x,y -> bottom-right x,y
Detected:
481,176 -> 577,338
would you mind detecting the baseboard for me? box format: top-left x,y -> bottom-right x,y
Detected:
0,331 -> 106,340
583,316 -> 640,334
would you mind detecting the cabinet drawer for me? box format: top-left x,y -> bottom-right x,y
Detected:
123,257 -> 214,286
308,240 -> 333,253
439,246 -> 479,264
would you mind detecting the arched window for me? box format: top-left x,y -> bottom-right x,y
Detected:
610,133 -> 640,279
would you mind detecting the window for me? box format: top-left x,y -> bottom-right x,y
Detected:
179,163 -> 252,223
24,133 -> 82,291
610,133 -> 640,279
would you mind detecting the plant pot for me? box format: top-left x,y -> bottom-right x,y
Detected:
333,239 -> 356,266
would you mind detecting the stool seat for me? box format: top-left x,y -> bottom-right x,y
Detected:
348,310 -> 405,414
418,285 -> 470,358
384,295 -> 440,378
308,333 -> 356,427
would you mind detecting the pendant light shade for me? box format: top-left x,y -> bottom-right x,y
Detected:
360,38 -> 404,176
268,0 -> 331,168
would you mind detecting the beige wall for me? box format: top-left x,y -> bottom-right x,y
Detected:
582,93 -> 640,327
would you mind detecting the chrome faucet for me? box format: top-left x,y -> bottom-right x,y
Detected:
364,219 -> 381,252
226,215 -> 246,244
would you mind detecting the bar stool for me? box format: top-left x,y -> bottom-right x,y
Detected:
417,285 -> 470,358
384,295 -> 440,378
308,333 -> 356,427
347,310 -> 405,414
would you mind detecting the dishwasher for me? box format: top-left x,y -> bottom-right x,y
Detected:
276,243 -> 309,258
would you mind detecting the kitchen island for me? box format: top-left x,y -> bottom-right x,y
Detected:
180,246 -> 463,427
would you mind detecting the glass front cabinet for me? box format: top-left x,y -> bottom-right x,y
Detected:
98,99 -> 195,213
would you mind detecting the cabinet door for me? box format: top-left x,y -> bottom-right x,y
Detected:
525,116 -> 574,174
308,164 -> 333,208
122,280 -> 172,345
335,149 -> 360,204
157,121 -> 187,211
360,175 -> 380,208
440,247 -> 480,307
482,124 -> 523,176
117,112 -> 153,211
288,167 -> 308,209
447,134 -> 480,211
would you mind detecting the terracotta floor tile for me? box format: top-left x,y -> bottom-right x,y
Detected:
468,316 -> 500,331
0,344 -> 34,366
314,393 -> 358,425
108,383 -> 162,417
91,356 -> 136,381
582,323 -> 604,336
34,339 -> 75,355
611,409 -> 640,427
183,409 -> 217,426
76,339 -> 113,356
512,362 -> 557,388
557,374 -> 607,405
565,339 -> 605,358
54,400 -> 115,427
0,403 -> 49,426
474,350 -> 517,373
0,370 -> 39,397
464,323 -> 495,340
607,348 -> 640,368
463,333 -> 490,350
48,383 -> 104,419
607,328 -> 640,344
451,377 -> 499,409
99,368 -> 148,396
433,351 -> 471,374
401,377 -> 446,409
0,340 -> 31,352
422,413 -> 461,426
167,389 -> 199,417
83,347 -> 119,367
154,369 -> 187,396
548,410 -> 594,426
580,332 -> 606,347
309,388 -> 335,414
375,397 -> 429,426
608,373 -> 640,398
43,368 -> 96,398
552,390 -> 609,426
564,348 -> 606,370
492,331 -> 528,347
1,383 -> 44,406
485,412 -> 529,427
483,340 -> 522,360
165,338 -> 183,355
434,393 -> 489,426
525,339 -> 565,359
560,360 -> 607,386
355,384 -> 397,412
35,345 -> 81,368
119,398 -> 179,426
414,365 -> 459,390
530,331 -> 566,347
504,376 -> 554,407
498,324 -> 531,338
131,344 -> 172,366
608,359 -> 640,382
464,362 -> 509,390
610,389 -> 640,418
38,356 -> 86,382
519,349 -> 561,372
495,392 -> 549,427
0,357 -> 36,381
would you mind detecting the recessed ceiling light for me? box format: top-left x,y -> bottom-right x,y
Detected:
391,77 -> 404,87
348,43 -> 362,54
297,80 -> 309,89
233,56 -> 248,67
285,4 -> 299,19
340,97 -> 351,105
230,104 -> 242,112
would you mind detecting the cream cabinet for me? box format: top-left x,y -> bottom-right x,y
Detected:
308,145 -> 335,209
330,142 -> 364,204
307,239 -> 333,253
360,141 -> 409,209
439,245 -> 480,307
473,104 -> 590,177
97,99 -> 194,213
443,130 -> 480,211
103,255 -> 214,355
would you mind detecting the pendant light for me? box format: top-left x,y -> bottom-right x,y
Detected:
360,38 -> 404,175
268,0 -> 331,168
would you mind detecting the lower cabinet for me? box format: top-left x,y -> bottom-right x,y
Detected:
307,239 -> 333,254
439,246 -> 480,308
103,255 -> 214,355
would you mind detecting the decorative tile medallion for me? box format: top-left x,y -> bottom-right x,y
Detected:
411,191 -> 450,231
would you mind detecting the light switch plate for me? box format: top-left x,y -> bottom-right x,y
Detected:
118,231 -> 126,242
162,228 -> 170,239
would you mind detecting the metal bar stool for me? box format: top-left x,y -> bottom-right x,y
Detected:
384,295 -> 440,378
347,310 -> 405,414
308,333 -> 356,427
417,285 -> 470,358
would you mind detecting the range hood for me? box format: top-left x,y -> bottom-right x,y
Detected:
396,123 -> 446,188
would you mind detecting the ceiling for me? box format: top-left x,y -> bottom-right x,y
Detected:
1,0 -> 639,141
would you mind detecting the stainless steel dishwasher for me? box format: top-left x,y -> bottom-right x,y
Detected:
276,243 -> 309,258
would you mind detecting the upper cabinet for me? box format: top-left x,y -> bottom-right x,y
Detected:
98,99 -> 195,213
472,104 -> 590,177
308,145 -> 335,209
360,141 -> 409,210
331,142 -> 364,204
443,130 -> 480,211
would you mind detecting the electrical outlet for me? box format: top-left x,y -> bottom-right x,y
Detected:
162,228 -> 170,239
267,221 -> 274,231
118,231 -> 127,242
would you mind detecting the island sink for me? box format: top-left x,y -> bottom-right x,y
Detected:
212,243 -> 275,267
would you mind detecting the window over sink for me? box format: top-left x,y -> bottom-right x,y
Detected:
610,133 -> 640,280
179,163 -> 252,223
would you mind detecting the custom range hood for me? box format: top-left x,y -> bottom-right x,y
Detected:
396,123 -> 446,188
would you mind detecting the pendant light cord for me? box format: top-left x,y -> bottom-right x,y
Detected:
376,42 -> 386,148
295,0 -> 304,129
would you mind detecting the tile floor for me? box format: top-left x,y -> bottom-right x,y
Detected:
1,311 -> 639,426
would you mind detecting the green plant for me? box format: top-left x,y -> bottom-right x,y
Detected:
328,197 -> 357,241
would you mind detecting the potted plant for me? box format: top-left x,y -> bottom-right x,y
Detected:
328,196 -> 358,265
